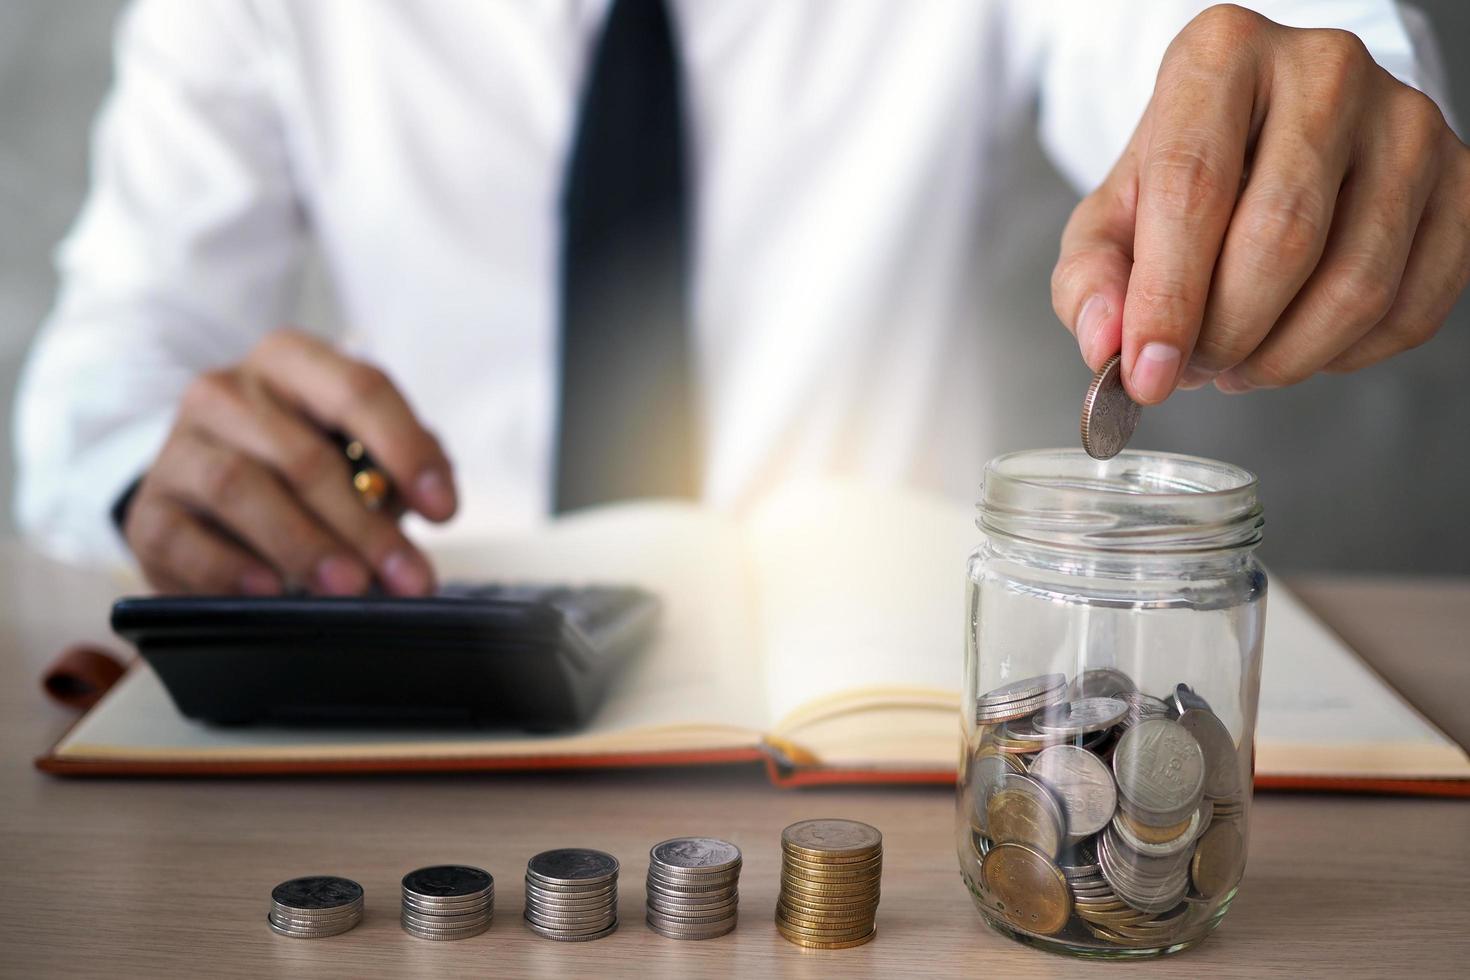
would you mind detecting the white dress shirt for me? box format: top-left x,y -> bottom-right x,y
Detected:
13,0 -> 1427,564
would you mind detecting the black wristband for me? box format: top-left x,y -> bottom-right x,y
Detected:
110,475 -> 144,534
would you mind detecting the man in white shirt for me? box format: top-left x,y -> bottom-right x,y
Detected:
13,1 -> 1469,597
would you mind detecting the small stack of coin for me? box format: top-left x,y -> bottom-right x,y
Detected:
523,848 -> 619,941
775,819 -> 882,949
1114,692 -> 1172,731
974,673 -> 1066,725
1066,667 -> 1137,701
400,865 -> 494,941
1068,869 -> 1189,947
644,837 -> 741,940
988,715 -> 1112,756
268,876 -> 364,939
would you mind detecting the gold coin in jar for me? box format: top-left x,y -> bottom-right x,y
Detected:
1190,822 -> 1245,899
1117,809 -> 1194,845
981,842 -> 1072,936
986,788 -> 1062,858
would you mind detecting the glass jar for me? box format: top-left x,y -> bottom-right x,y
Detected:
957,449 -> 1266,958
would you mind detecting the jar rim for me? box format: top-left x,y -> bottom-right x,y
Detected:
978,449 -> 1263,554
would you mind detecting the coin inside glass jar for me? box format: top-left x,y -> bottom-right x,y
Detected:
987,775 -> 1065,858
1033,697 -> 1129,736
1116,808 -> 1193,845
1027,744 -> 1118,839
1177,708 -> 1240,798
1190,821 -> 1245,899
1066,667 -> 1138,701
1112,719 -> 1206,825
981,842 -> 1072,936
969,751 -> 1027,835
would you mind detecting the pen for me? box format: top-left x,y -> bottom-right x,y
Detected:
334,433 -> 393,511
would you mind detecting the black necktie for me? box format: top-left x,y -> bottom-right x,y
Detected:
553,0 -> 697,512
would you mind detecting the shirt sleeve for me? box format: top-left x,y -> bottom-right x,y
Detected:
12,0 -> 305,565
1020,0 -> 1433,196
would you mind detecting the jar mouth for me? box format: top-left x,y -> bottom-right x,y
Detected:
979,449 -> 1263,553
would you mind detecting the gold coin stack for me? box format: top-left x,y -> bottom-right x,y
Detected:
775,819 -> 882,949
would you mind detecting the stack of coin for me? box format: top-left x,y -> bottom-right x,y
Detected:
267,876 -> 364,939
523,849 -> 620,941
1066,667 -> 1137,701
989,715 -> 1111,756
644,837 -> 741,940
965,669 -> 1247,952
775,819 -> 882,949
400,865 -> 494,941
1114,692 -> 1172,731
974,673 -> 1067,725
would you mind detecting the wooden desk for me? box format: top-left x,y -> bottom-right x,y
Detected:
1,545 -> 1466,979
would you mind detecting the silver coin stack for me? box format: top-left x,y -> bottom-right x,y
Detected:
974,672 -> 1067,725
267,875 -> 364,939
400,865 -> 494,941
1114,691 -> 1172,730
523,848 -> 620,941
645,837 -> 742,940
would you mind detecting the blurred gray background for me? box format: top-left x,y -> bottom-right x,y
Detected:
2,1 -> 1467,574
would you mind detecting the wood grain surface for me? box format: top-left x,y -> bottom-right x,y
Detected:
1,543 -> 1466,979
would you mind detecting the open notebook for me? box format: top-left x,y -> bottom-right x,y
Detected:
38,482 -> 1470,795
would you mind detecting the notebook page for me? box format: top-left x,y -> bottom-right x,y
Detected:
1255,584 -> 1470,779
747,481 -> 974,731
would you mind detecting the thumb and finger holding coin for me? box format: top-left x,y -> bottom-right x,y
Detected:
1056,7 -> 1470,411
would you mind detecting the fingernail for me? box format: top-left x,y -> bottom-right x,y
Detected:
314,555 -> 368,595
1076,294 -> 1111,366
1130,342 -> 1182,403
1214,371 -> 1255,395
382,549 -> 432,596
414,469 -> 456,519
240,568 -> 282,596
1178,365 -> 1219,390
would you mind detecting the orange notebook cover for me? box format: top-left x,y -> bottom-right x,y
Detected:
35,485 -> 1470,797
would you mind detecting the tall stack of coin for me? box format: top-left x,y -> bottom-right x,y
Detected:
267,876 -> 364,939
522,849 -> 620,941
644,837 -> 741,940
400,865 -> 494,941
965,669 -> 1248,952
775,819 -> 883,949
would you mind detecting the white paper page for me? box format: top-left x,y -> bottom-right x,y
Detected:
59,503 -> 767,760
1255,585 -> 1470,778
746,481 -> 975,729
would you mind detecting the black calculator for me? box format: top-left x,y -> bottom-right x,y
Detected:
111,583 -> 660,731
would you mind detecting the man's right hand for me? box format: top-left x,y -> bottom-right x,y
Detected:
123,329 -> 457,596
